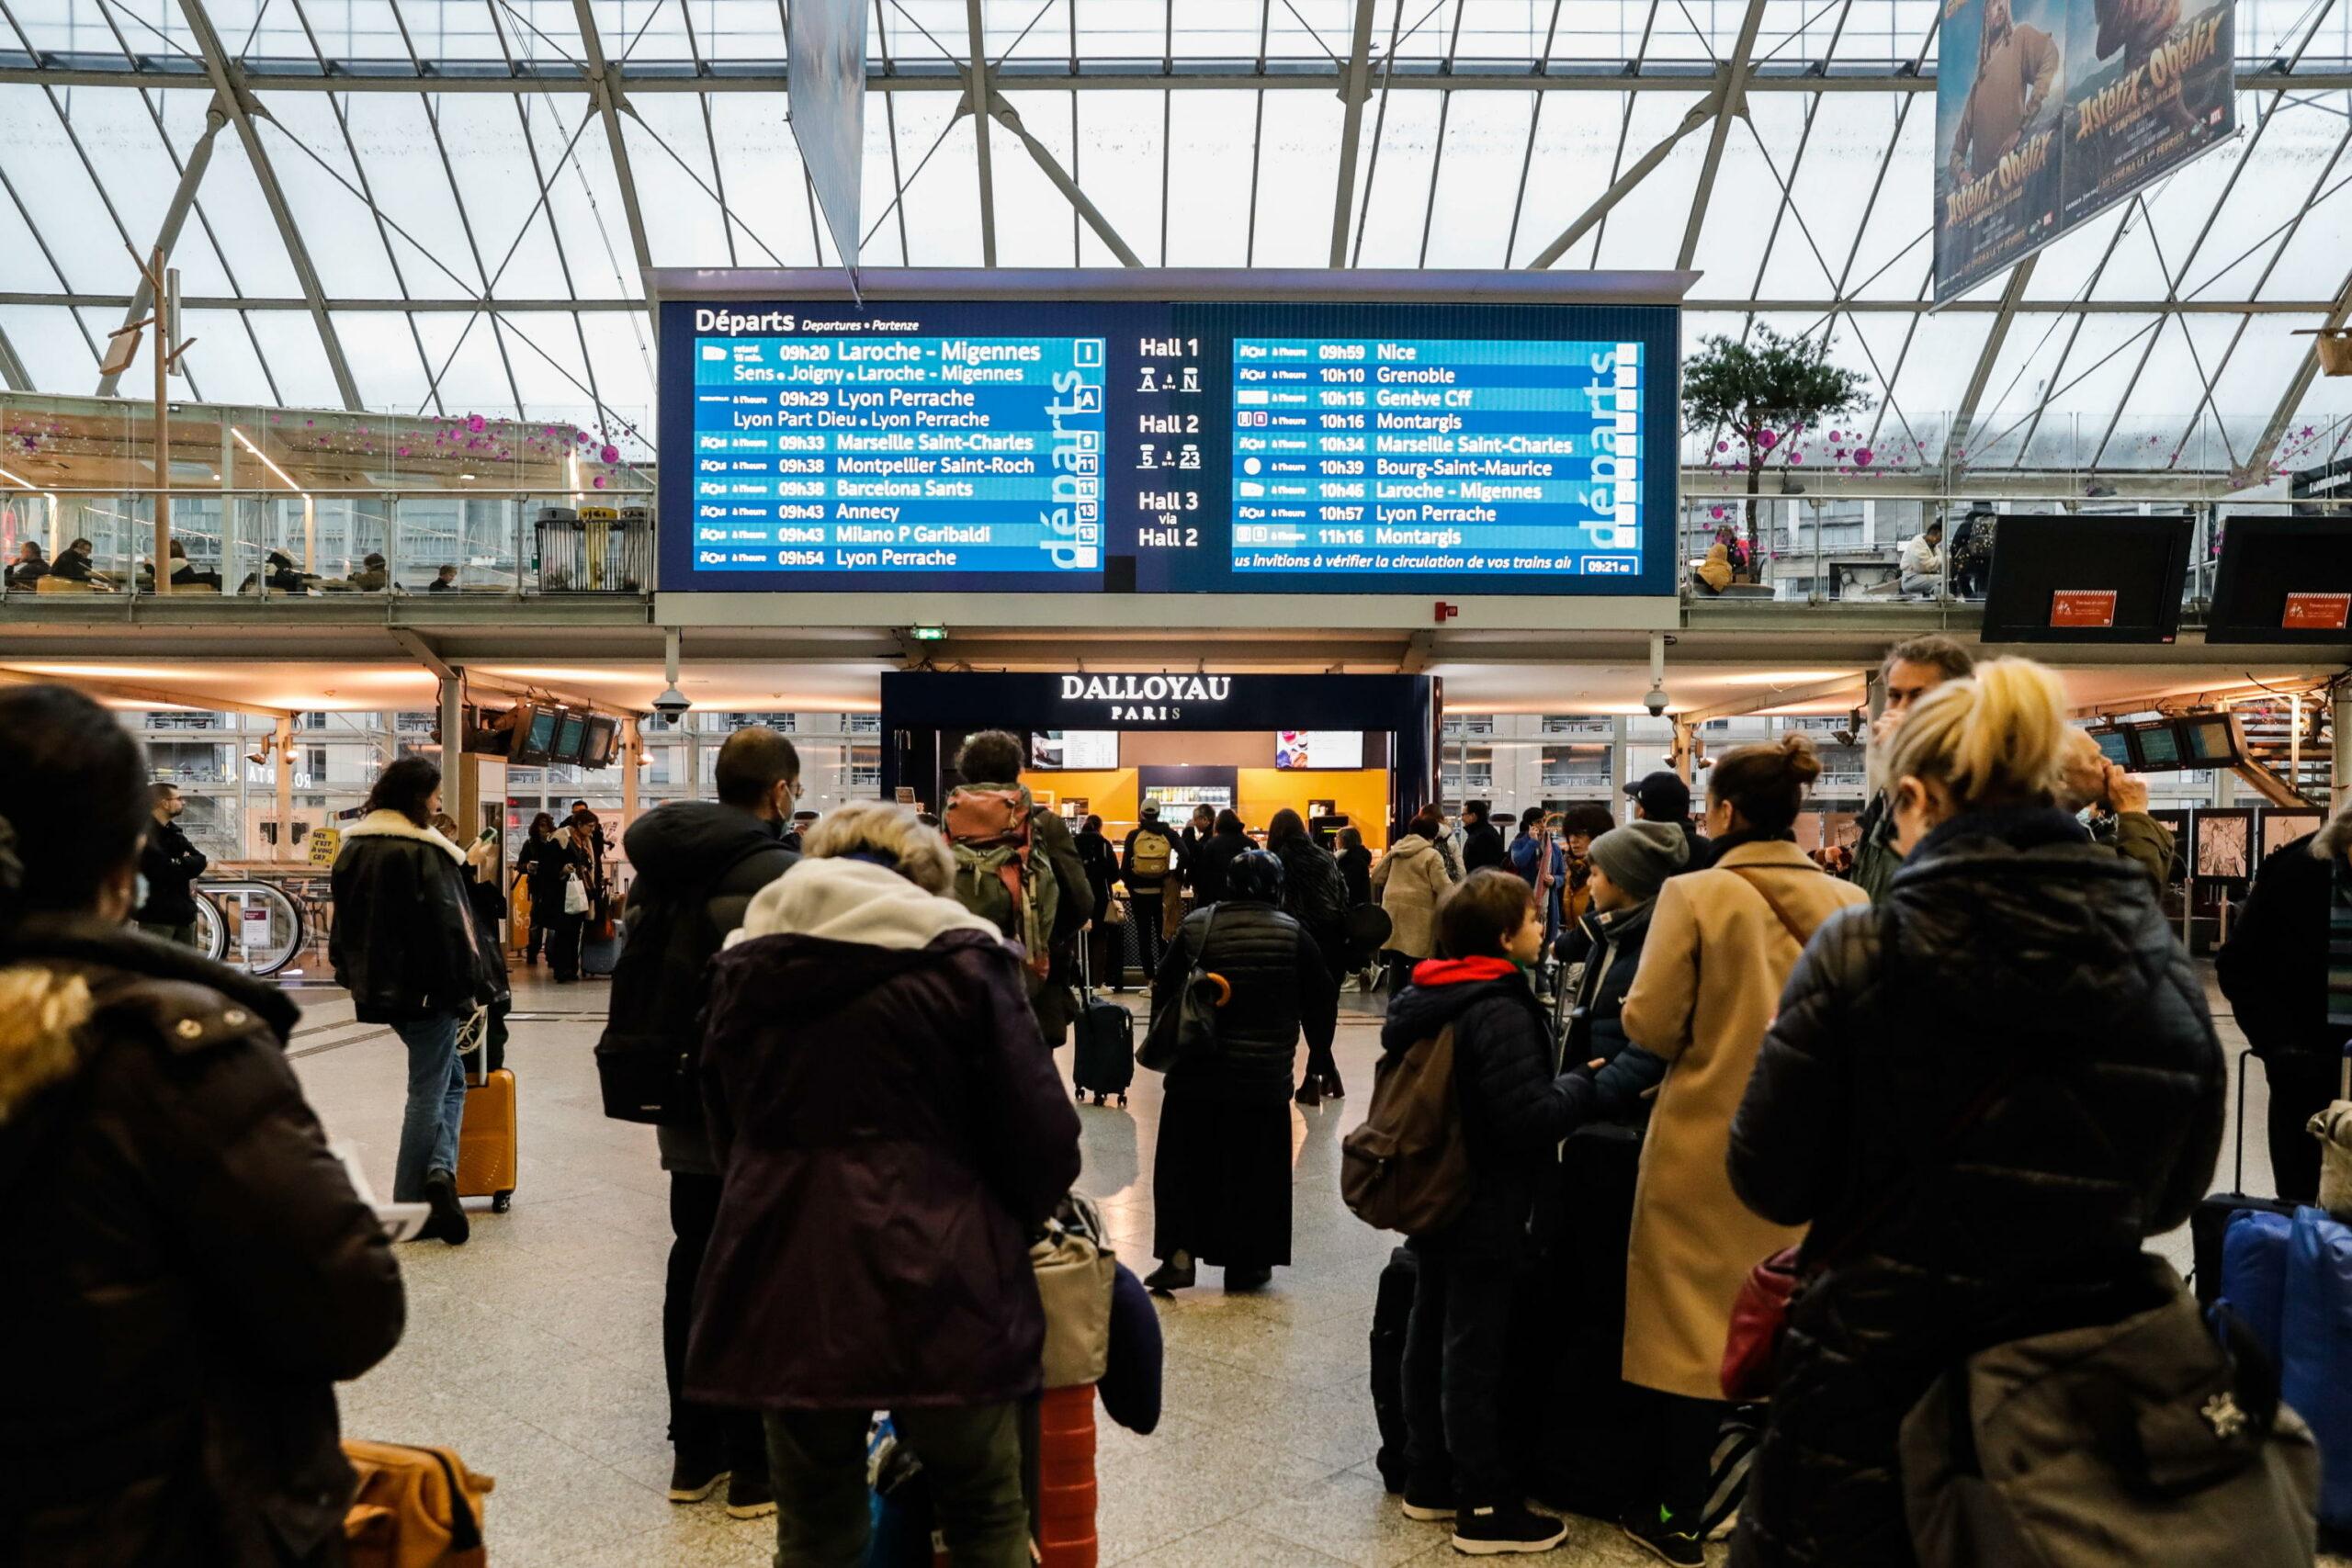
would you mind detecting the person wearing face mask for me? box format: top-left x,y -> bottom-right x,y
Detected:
1612,734 -> 1870,1566
1724,660 -> 2224,1568
1849,636 -> 1974,899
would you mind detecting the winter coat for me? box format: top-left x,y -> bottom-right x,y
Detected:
1509,831 -> 1570,932
2105,808 -> 2175,891
1271,834 -> 1349,970
1372,835 -> 1453,960
1148,901 -> 1336,1104
1556,899 -> 1666,1127
136,818 -> 209,926
1337,844 -> 1373,908
605,802 -> 798,1172
2219,831 -> 2345,1065
0,918 -> 404,1567
515,833 -> 579,921
1617,839 -> 1870,1399
1461,820 -> 1508,874
690,857 -> 1081,1411
1724,807 -> 2223,1568
329,811 -> 491,1024
1075,827 -> 1117,917
1120,822 -> 1180,891
1381,961 -> 1576,1255
1186,829 -> 1252,908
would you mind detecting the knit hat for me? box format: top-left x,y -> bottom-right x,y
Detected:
1588,820 -> 1690,899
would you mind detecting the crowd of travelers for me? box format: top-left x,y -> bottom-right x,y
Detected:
4,632 -> 2346,1564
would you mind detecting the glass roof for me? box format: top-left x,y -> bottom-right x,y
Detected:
0,0 -> 2346,478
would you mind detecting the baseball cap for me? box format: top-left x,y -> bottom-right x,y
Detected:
1624,770 -> 1692,822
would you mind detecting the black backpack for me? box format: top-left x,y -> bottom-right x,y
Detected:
593,840 -> 779,1125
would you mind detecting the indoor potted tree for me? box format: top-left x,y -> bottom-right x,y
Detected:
1683,327 -> 1871,580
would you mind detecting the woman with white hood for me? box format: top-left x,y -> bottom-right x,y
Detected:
688,802 -> 1083,1568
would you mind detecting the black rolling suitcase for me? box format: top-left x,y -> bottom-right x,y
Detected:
1071,942 -> 1135,1107
2189,1048 -> 2301,1305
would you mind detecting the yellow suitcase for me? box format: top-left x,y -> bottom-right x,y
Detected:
456,1066 -> 517,1213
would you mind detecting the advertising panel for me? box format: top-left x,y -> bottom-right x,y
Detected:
1936,0 -> 2235,304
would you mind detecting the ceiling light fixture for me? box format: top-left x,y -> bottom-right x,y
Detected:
229,427 -> 304,494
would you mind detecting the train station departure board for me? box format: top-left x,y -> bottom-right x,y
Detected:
656,289 -> 1679,597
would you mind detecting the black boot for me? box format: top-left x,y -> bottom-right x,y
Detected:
1143,1251 -> 1195,1292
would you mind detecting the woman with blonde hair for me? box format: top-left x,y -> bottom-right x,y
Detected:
690,801 -> 1081,1567
1612,731 -> 1869,1562
1724,659 -> 2224,1567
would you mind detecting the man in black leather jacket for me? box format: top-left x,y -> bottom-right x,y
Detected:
330,757 -> 493,1242
598,726 -> 800,1517
135,782 -> 208,945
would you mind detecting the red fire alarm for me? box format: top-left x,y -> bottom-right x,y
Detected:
1433,601 -> 1460,624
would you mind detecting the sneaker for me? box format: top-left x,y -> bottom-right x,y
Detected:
420,1168 -> 469,1247
724,1470 -> 776,1520
1400,1483 -> 1456,1522
1451,1503 -> 1567,1555
666,1454 -> 729,1504
1143,1254 -> 1195,1292
1621,1506 -> 1705,1566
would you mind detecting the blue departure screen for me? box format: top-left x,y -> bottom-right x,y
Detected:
659,295 -> 1678,596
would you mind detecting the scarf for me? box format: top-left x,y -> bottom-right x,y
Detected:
2330,853 -> 2352,1032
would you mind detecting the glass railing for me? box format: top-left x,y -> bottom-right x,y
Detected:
0,489 -> 653,599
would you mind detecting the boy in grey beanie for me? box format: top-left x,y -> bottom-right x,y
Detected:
1553,822 -> 1689,1127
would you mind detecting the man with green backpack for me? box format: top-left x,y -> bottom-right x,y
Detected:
944,730 -> 1094,1043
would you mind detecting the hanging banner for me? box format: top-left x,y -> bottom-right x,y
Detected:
786,0 -> 868,279
1935,0 -> 2234,304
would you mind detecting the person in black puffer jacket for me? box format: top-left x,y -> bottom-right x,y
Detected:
1725,660 -> 2224,1568
330,755 -> 495,1241
1186,808 -> 1253,909
1143,848 -> 1336,1294
0,684 -> 404,1568
1385,868 -> 1582,1556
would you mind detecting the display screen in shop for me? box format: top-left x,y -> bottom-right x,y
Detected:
659,295 -> 1678,597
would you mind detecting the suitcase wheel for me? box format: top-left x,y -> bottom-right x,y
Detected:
1092,1093 -> 1106,1106
1116,1094 -> 1129,1108
492,1191 -> 512,1213
1075,1086 -> 1087,1101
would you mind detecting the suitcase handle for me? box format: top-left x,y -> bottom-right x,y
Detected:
2233,1049 -> 2249,1196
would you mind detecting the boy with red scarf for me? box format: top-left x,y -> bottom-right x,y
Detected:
1385,868 -> 1587,1556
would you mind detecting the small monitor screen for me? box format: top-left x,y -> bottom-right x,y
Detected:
2180,716 -> 2236,765
1029,730 -> 1120,771
2092,729 -> 2133,767
581,716 -> 619,769
552,714 -> 588,765
1276,730 -> 1365,770
520,707 -> 560,764
2136,723 -> 2183,769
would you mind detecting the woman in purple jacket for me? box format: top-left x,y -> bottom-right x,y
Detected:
690,801 -> 1083,1568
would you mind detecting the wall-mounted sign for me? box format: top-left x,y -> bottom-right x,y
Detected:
2282,592 -> 2349,631
1057,673 -> 1232,723
306,827 -> 341,866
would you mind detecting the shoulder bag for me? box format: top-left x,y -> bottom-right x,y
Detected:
1031,1193 -> 1117,1391
1138,907 -> 1223,1073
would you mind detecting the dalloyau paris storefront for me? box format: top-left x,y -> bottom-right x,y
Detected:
879,671 -> 1440,848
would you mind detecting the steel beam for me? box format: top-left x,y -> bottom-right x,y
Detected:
984,92 -> 1142,267
965,0 -> 998,266
96,102 -> 228,399
571,0 -> 656,310
1329,0 -> 1379,267
174,0 -> 362,410
1678,0 -> 1770,271
1945,254 -> 2038,461
2246,267 -> 2352,478
3,59 -> 2349,95
1679,671 -> 1869,723
1526,94 -> 1720,270
0,322 -> 27,390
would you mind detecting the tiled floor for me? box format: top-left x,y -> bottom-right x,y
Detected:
287,971 -> 2282,1566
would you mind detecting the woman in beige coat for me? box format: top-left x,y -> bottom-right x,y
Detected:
1612,734 -> 1870,1563
1371,810 -> 1454,996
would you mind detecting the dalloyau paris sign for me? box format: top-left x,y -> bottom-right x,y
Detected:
1059,673 -> 1232,722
